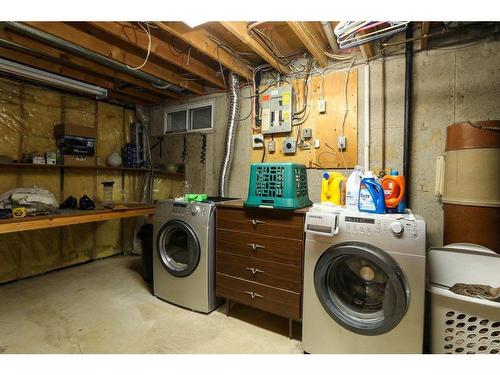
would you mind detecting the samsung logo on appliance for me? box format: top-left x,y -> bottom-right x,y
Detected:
308,215 -> 325,219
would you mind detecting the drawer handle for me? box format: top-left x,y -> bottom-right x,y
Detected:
244,291 -> 263,299
246,243 -> 265,251
247,219 -> 265,226
245,267 -> 265,275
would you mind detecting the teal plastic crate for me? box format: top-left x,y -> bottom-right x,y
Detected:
244,162 -> 312,210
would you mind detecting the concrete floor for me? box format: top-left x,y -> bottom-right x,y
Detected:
0,255 -> 303,354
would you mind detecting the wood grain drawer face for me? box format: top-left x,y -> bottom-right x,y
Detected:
216,273 -> 301,320
217,208 -> 304,240
217,229 -> 303,267
216,252 -> 302,293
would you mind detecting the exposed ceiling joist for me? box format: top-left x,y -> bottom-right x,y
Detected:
0,29 -> 180,100
154,22 -> 253,81
359,41 -> 375,60
421,22 -> 430,50
219,22 -> 291,74
21,22 -> 206,95
88,22 -> 226,89
0,46 -> 155,104
287,22 -> 328,67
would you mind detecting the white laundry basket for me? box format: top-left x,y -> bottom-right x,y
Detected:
428,244 -> 500,354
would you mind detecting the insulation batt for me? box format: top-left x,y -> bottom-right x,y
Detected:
0,186 -> 58,208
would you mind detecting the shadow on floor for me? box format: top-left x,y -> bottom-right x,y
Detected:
126,255 -> 153,295
219,301 -> 302,341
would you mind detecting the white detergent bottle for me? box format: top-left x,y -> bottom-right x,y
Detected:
345,165 -> 364,211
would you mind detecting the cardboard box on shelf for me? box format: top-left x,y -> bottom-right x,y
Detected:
62,155 -> 96,167
53,123 -> 97,139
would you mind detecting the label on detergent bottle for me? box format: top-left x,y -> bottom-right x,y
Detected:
359,183 -> 376,211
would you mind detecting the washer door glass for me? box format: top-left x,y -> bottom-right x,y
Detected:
157,220 -> 201,277
314,242 -> 409,335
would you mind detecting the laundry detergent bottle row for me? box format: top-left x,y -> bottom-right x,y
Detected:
345,165 -> 364,211
358,171 -> 386,213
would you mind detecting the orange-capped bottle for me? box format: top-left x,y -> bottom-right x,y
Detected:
382,170 -> 405,211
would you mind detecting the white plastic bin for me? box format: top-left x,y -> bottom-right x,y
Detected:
428,244 -> 500,354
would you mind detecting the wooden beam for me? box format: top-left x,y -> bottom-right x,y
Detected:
421,22 -> 430,50
0,46 -> 156,104
0,29 -> 181,100
22,22 -> 206,95
219,22 -> 290,74
359,41 -> 375,61
154,22 -> 253,81
287,22 -> 328,67
88,22 -> 226,89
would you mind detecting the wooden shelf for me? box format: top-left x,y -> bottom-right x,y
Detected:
0,162 -> 184,177
0,204 -> 155,234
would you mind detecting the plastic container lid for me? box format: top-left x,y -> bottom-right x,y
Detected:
428,243 -> 500,287
390,170 -> 399,176
323,172 -> 329,179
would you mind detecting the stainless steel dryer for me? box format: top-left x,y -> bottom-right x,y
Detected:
302,209 -> 427,353
153,199 -> 227,313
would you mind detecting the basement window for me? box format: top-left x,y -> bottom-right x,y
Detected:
164,100 -> 214,134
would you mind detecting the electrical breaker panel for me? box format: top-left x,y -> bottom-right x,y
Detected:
260,85 -> 293,134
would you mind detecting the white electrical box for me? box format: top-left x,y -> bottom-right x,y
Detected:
317,99 -> 326,114
338,135 -> 346,150
260,85 -> 293,135
268,140 -> 276,153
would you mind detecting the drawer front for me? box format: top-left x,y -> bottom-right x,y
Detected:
216,273 -> 301,320
217,252 -> 302,293
217,207 -> 304,240
217,229 -> 303,267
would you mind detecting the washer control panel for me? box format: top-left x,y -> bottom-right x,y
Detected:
343,215 -> 420,239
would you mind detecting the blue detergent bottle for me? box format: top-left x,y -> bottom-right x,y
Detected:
358,172 -> 387,214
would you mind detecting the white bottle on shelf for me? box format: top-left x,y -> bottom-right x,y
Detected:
345,165 -> 364,212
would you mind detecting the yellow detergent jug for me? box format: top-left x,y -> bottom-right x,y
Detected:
320,172 -> 346,205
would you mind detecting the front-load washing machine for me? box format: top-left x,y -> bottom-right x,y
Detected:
153,198 -> 229,313
302,208 -> 426,353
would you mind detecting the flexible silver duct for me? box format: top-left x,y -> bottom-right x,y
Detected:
218,73 -> 240,197
2,22 -> 184,93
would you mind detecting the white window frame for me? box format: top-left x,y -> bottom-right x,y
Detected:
163,99 -> 215,135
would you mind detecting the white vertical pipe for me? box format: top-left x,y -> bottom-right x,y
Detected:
321,22 -> 339,52
364,63 -> 370,171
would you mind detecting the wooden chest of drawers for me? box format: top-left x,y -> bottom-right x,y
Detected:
215,201 -> 306,330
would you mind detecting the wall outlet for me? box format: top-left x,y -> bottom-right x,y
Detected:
268,140 -> 276,153
314,139 -> 320,148
337,135 -> 346,150
318,99 -> 326,114
252,134 -> 264,148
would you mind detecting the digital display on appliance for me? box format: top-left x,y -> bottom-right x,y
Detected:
345,216 -> 375,224
173,202 -> 187,207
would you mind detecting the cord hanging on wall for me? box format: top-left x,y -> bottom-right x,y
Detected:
182,136 -> 187,164
200,134 -> 207,165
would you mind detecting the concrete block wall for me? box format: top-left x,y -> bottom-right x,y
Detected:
150,38 -> 500,248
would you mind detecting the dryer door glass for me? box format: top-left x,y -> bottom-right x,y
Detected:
314,242 -> 409,335
157,220 -> 201,277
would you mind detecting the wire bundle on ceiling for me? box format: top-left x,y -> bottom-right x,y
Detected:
334,21 -> 409,49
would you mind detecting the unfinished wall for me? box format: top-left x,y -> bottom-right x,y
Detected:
0,77 -> 178,284
149,38 -> 500,249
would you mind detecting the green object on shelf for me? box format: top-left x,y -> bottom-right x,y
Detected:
185,194 -> 208,202
244,162 -> 312,210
